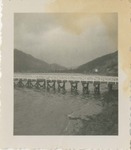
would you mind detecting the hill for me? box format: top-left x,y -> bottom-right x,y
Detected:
74,51 -> 118,76
14,49 -> 118,76
14,49 -> 66,73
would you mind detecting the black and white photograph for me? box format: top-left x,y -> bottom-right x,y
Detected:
14,13 -> 118,135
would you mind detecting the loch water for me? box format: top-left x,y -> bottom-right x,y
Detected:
14,81 -> 113,135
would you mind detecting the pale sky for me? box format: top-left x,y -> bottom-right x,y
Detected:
14,13 -> 118,68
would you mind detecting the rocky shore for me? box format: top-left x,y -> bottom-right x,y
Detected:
65,90 -> 118,135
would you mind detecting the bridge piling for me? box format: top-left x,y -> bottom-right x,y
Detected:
25,79 -> 33,88
108,82 -> 113,92
47,80 -> 56,91
35,79 -> 46,89
42,79 -> 46,89
26,79 -> 34,88
57,80 -> 66,92
35,79 -> 41,89
70,81 -> 79,92
81,81 -> 89,94
18,79 -> 24,87
94,82 -> 100,94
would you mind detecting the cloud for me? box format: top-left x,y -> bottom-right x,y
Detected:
14,13 -> 117,67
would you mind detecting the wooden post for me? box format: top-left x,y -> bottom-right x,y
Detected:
43,79 -> 46,89
108,82 -> 113,91
18,79 -> 24,87
47,80 -> 50,91
29,79 -> 36,88
35,79 -> 40,89
47,80 -> 56,91
35,79 -> 46,89
81,81 -> 89,94
26,79 -> 33,88
69,81 -> 79,92
57,80 -> 66,91
93,81 -> 100,94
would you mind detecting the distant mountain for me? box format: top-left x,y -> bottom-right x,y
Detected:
14,49 -> 67,73
49,63 -> 67,71
74,51 -> 118,76
14,49 -> 118,76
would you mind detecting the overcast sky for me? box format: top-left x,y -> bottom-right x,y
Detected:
14,13 -> 118,68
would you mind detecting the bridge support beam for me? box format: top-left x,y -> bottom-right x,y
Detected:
93,81 -> 100,94
69,81 -> 79,92
47,80 -> 56,91
28,79 -> 37,88
26,79 -> 33,88
108,82 -> 113,92
17,79 -> 24,87
35,79 -> 46,89
81,81 -> 89,94
57,80 -> 66,91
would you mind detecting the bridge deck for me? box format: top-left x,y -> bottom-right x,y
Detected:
14,73 -> 118,83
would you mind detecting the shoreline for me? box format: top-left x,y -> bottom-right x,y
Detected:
65,90 -> 118,135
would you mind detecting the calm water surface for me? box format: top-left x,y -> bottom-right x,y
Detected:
14,82 -> 108,135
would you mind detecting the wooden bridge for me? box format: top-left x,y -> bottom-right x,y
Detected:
14,73 -> 118,94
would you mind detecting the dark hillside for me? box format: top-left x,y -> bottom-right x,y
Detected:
14,49 -> 66,73
75,51 -> 118,76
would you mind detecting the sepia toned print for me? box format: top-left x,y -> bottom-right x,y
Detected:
14,13 -> 118,135
2,0 -> 131,149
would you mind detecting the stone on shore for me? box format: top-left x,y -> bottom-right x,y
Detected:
68,101 -> 102,121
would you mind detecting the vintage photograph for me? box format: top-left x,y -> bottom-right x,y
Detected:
14,13 -> 118,135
